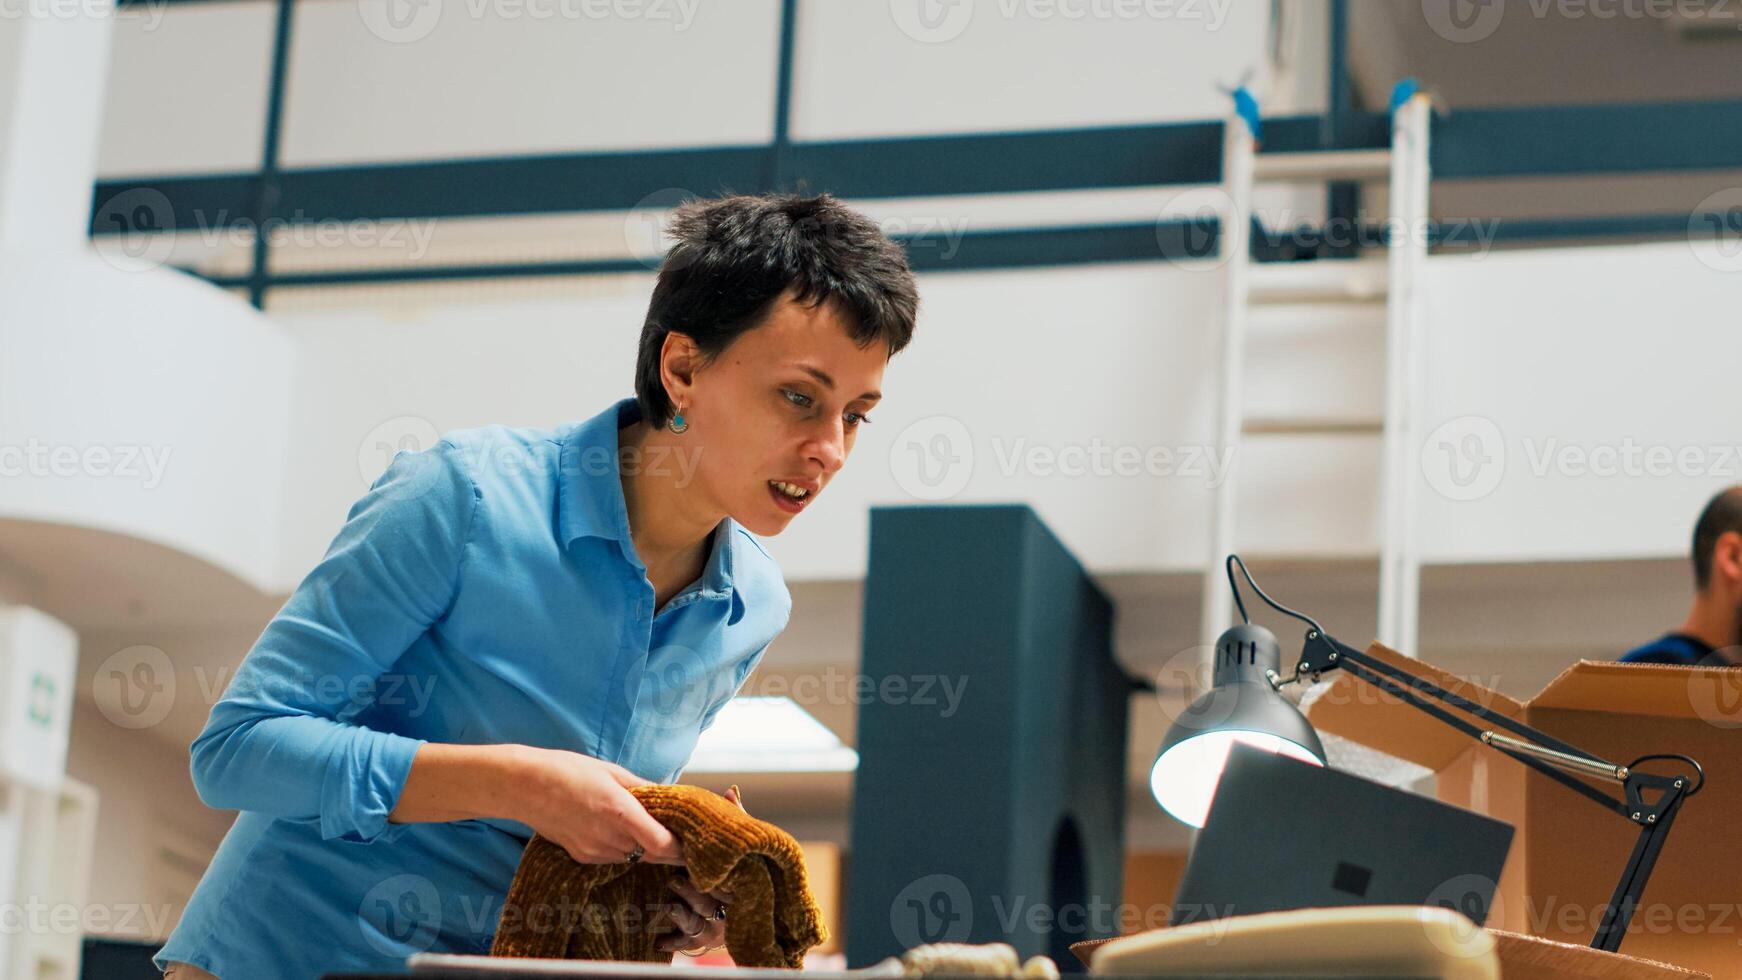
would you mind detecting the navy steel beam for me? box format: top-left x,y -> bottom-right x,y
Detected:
90,114 -> 1385,231
92,100 -> 1742,234
767,0 -> 799,192
1323,0 -> 1361,259
178,218 -> 1219,290
1432,101 -> 1742,178
248,0 -> 296,309
162,211 -> 1728,292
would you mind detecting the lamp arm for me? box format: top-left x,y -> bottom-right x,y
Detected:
1594,778 -> 1690,952
1479,731 -> 1628,782
1293,627 -> 1698,954
1298,632 -> 1620,769
1321,643 -> 1632,818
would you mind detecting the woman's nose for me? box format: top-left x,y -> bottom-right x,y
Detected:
808,421 -> 847,475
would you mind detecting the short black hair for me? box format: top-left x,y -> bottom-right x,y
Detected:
1693,486 -> 1742,589
634,192 -> 918,427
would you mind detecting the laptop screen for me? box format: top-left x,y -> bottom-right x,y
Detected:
1170,742 -> 1514,927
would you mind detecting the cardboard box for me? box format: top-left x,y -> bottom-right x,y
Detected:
1070,925 -> 1710,978
798,840 -> 843,954
1307,643 -> 1742,979
1488,928 -> 1711,980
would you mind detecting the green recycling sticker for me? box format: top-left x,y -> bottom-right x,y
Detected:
27,672 -> 55,729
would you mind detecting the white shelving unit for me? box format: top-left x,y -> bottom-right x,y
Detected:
0,606 -> 98,980
0,777 -> 98,980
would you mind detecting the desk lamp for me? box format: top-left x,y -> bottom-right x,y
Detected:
1150,555 -> 1706,954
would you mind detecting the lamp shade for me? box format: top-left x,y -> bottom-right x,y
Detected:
1149,623 -> 1327,827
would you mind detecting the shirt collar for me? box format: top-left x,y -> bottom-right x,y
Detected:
559,397 -> 741,611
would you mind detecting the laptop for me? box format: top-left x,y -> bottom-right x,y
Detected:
1170,742 -> 1514,927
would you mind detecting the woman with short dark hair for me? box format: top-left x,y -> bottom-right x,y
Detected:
156,192 -> 918,980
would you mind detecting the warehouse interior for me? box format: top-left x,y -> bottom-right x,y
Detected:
3,1 -> 1742,977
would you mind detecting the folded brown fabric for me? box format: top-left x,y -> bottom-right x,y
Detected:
489,784 -> 828,968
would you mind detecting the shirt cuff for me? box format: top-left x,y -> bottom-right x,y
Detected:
320,729 -> 427,845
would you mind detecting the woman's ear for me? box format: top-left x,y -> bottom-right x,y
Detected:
659,332 -> 702,411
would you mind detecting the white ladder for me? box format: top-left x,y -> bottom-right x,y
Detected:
1198,88 -> 1434,655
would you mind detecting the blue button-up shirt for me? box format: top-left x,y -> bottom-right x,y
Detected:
155,397 -> 790,980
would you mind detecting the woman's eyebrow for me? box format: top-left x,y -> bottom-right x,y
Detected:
797,364 -> 880,402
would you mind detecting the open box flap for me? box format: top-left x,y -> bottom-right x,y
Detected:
1478,930 -> 1707,980
1527,659 -> 1742,721
1304,641 -> 1528,772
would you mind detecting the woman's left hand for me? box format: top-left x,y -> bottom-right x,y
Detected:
657,785 -> 746,955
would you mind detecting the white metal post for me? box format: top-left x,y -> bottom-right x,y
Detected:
1200,109 -> 1257,649
1377,94 -> 1432,655
0,0 -> 117,253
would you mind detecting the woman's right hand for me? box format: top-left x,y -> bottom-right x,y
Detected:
516,747 -> 684,866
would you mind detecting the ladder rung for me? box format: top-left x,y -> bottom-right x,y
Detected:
1249,260 -> 1388,305
1241,417 -> 1385,437
1253,149 -> 1393,183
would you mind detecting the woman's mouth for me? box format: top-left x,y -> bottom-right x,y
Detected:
767,480 -> 815,514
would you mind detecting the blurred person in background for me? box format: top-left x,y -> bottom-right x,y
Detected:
1621,486 -> 1742,667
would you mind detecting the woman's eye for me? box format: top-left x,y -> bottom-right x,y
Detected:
782,389 -> 812,408
846,412 -> 873,428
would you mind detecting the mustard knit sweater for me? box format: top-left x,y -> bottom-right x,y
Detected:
489,784 -> 828,968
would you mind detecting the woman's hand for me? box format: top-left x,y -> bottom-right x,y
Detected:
516,747 -> 684,866
657,785 -> 747,955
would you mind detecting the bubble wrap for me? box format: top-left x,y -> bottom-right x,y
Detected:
1298,679 -> 1436,788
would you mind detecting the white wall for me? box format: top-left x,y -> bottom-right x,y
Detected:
0,17 -> 20,134
258,237 -> 1742,587
792,0 -> 1268,140
5,225 -> 1737,608
98,0 -> 1307,174
64,700 -> 233,941
10,236 -> 1735,594
272,275 -> 659,579
64,0 -> 1355,590
98,2 -> 274,177
1418,239 -> 1742,563
0,250 -> 296,592
0,2 -> 114,254
270,260 -> 1234,582
281,0 -> 784,166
